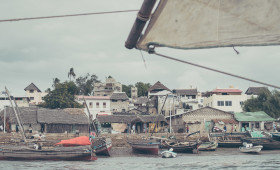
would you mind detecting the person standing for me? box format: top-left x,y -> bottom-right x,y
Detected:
186,125 -> 189,133
223,125 -> 227,132
231,125 -> 234,133
234,124 -> 237,132
132,124 -> 135,134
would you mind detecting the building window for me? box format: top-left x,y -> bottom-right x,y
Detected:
30,97 -> 34,100
30,90 -> 34,93
96,102 -> 99,108
225,101 -> 232,106
112,99 -> 117,102
122,109 -> 125,112
217,101 -> 224,106
89,102 -> 93,108
240,101 -> 244,106
103,102 -> 106,108
256,122 -> 260,128
200,99 -> 203,103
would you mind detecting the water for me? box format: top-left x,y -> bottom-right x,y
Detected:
1,148 -> 280,170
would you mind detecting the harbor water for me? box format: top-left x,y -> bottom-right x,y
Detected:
1,148 -> 280,170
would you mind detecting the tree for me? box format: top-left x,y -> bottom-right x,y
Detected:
243,89 -> 280,118
135,82 -> 151,97
122,84 -> 133,98
40,81 -> 83,109
52,78 -> 60,88
68,67 -> 76,81
75,73 -> 99,96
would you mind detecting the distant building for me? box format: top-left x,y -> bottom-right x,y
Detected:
203,87 -> 247,113
148,81 -> 171,97
245,87 -> 267,99
24,83 -> 47,105
76,95 -> 111,120
94,77 -> 122,96
0,96 -> 29,111
173,88 -> 203,111
110,92 -> 129,113
131,86 -> 138,99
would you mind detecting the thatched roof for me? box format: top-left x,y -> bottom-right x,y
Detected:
0,107 -> 38,125
37,108 -> 89,125
110,92 -> 129,100
173,89 -> 197,96
24,83 -> 41,92
97,114 -> 167,124
148,81 -> 171,93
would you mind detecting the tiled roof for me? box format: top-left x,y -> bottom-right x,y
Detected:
110,92 -> 129,100
148,81 -> 171,92
24,83 -> 41,92
234,111 -> 276,122
173,89 -> 197,95
245,87 -> 267,95
212,88 -> 242,93
76,95 -> 110,100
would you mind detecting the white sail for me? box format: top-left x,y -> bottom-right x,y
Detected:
137,0 -> 280,50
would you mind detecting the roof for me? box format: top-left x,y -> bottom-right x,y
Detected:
134,97 -> 149,105
148,81 -> 171,92
76,95 -> 110,100
24,83 -> 41,92
234,111 -> 276,122
0,107 -> 38,124
97,114 -> 167,124
37,108 -> 89,125
110,92 -> 129,100
245,87 -> 267,95
173,89 -> 198,96
212,88 -> 242,93
212,119 -> 238,124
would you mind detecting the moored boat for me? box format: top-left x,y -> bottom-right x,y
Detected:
92,137 -> 112,156
239,142 -> 263,153
161,140 -> 201,154
128,139 -> 160,155
161,148 -> 177,158
198,141 -> 218,151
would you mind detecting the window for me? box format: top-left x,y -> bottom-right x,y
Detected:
29,90 -> 34,93
255,122 -> 260,128
122,109 -> 125,112
200,99 -> 203,103
112,99 -> 117,102
225,101 -> 232,106
30,97 -> 34,100
96,102 -> 99,108
103,102 -> 106,108
89,102 -> 93,108
217,101 -> 224,106
240,101 -> 244,106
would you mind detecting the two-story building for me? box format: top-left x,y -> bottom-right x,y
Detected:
203,87 -> 247,113
76,95 -> 111,119
24,83 -> 47,105
110,92 -> 129,113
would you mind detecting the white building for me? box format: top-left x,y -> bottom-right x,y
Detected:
76,95 -> 111,120
24,83 -> 47,105
203,87 -> 247,113
173,88 -> 203,111
0,96 -> 29,111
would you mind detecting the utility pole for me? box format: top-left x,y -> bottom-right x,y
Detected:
83,97 -> 98,137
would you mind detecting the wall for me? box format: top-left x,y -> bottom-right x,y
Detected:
110,100 -> 129,112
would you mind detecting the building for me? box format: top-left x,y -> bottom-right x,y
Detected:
167,107 -> 238,133
0,96 -> 29,111
0,107 -> 89,133
245,87 -> 267,99
131,86 -> 138,99
110,92 -> 129,113
148,81 -> 171,97
203,87 -> 247,113
234,111 -> 276,132
94,77 -> 122,96
173,88 -> 203,111
76,95 -> 111,119
24,83 -> 47,105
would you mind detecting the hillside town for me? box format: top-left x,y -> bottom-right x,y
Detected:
1,77 -> 278,136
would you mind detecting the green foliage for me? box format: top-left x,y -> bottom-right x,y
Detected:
135,82 -> 151,97
75,73 -> 99,96
40,81 -> 83,109
122,84 -> 133,98
68,67 -> 76,81
243,89 -> 280,118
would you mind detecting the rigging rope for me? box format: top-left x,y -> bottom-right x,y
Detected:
0,10 -> 139,22
152,51 -> 280,89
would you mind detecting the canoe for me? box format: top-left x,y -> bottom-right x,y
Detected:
128,139 -> 160,155
161,140 -> 201,153
0,145 -> 95,161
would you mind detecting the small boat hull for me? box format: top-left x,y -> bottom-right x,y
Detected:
198,141 -> 218,151
92,138 -> 112,156
161,151 -> 177,158
239,145 -> 263,153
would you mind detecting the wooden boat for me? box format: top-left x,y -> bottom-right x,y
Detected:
198,141 -> 218,151
210,133 -> 246,148
161,140 -> 201,154
92,137 -> 112,156
127,139 -> 160,155
271,133 -> 280,141
0,145 -> 95,161
241,137 -> 280,150
161,149 -> 177,158
239,142 -> 263,153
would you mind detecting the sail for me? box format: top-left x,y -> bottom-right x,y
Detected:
137,0 -> 280,50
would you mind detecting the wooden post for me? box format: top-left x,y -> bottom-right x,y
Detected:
83,97 -> 98,137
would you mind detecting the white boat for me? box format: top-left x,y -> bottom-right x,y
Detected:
161,148 -> 177,158
239,142 -> 263,153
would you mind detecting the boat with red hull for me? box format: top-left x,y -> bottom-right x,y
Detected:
92,137 -> 112,156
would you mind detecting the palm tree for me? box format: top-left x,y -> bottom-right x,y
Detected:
52,78 -> 60,87
68,67 -> 76,81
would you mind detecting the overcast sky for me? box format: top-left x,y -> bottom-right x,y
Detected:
0,0 -> 279,96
